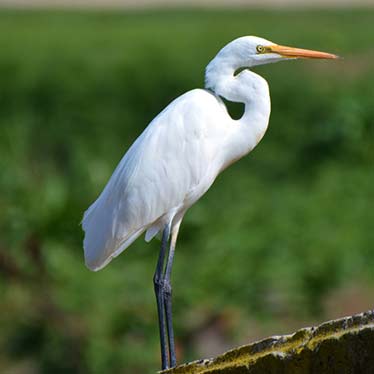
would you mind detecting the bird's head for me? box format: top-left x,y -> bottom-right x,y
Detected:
205,36 -> 338,94
208,35 -> 338,71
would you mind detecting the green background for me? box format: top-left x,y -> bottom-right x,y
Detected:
0,8 -> 373,373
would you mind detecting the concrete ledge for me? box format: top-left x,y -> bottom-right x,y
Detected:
162,310 -> 374,374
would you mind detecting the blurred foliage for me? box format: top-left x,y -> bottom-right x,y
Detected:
0,8 -> 373,374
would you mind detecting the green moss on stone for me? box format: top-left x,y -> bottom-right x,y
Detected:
161,310 -> 374,374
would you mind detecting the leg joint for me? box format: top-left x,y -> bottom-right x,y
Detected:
153,274 -> 164,290
163,279 -> 172,298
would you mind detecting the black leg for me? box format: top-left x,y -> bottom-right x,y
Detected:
153,225 -> 170,370
164,241 -> 176,367
164,221 -> 181,368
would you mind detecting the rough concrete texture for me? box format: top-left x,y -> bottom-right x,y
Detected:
161,310 -> 374,374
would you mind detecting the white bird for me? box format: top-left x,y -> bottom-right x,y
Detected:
82,36 -> 337,370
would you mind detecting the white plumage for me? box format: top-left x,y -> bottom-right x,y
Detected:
82,35 -> 338,370
83,87 -> 254,270
82,36 -> 337,272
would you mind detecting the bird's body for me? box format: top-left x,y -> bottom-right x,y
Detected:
82,36 -> 337,370
83,83 -> 270,271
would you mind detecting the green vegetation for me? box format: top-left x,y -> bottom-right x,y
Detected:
0,8 -> 373,374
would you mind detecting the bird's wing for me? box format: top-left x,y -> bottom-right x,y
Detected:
83,89 -> 227,271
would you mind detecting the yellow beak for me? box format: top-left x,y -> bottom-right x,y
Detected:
268,44 -> 339,59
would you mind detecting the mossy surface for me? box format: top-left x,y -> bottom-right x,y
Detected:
161,310 -> 374,374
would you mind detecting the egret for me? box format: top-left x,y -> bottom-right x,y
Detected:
82,36 -> 337,370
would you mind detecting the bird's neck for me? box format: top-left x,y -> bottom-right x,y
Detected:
205,61 -> 271,164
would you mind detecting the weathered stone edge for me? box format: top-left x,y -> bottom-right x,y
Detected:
160,310 -> 374,374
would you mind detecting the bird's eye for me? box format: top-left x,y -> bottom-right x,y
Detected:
256,45 -> 266,54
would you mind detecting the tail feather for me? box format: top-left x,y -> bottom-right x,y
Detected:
82,200 -> 145,271
84,227 -> 145,271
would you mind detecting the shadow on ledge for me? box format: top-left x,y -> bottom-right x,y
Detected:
161,310 -> 374,374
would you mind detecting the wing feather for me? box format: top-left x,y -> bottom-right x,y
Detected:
83,89 -> 226,270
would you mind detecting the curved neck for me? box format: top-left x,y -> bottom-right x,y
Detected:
205,60 -> 271,164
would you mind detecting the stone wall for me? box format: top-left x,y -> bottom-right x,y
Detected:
162,310 -> 374,374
